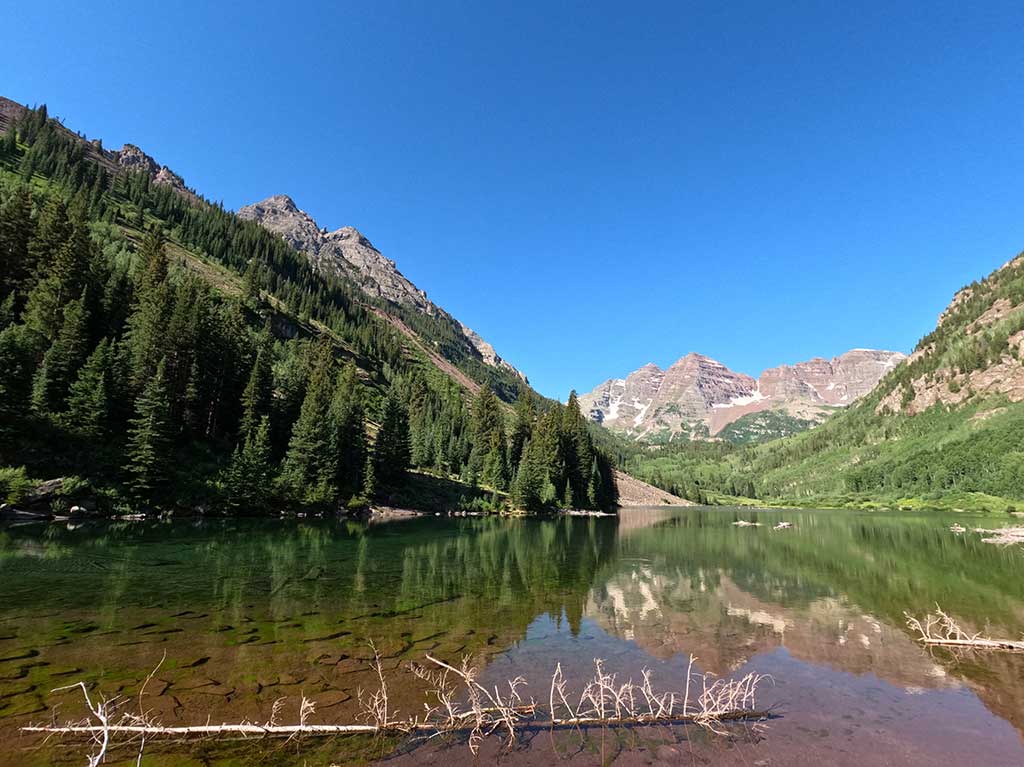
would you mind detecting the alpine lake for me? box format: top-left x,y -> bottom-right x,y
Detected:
2,507 -> 1023,766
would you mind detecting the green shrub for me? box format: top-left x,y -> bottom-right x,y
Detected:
0,466 -> 34,504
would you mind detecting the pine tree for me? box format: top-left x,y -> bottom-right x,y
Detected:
330,361 -> 365,499
279,341 -> 336,501
31,293 -> 90,414
361,451 -> 377,499
373,387 -> 411,485
468,386 -> 505,481
23,199 -> 93,342
560,391 -> 594,507
0,185 -> 33,297
223,416 -> 274,512
512,439 -> 545,511
64,337 -> 112,440
242,258 -> 260,304
0,293 -> 15,330
126,231 -> 171,389
483,426 -> 509,490
126,357 -> 174,496
239,329 -> 273,443
509,392 -> 535,472
1,125 -> 16,158
0,325 -> 41,432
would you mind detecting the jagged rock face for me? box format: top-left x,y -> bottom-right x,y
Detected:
456,322 -> 525,381
239,194 -> 434,313
114,144 -> 189,194
580,349 -> 905,441
239,195 -> 526,381
761,349 -> 906,406
584,363 -> 664,428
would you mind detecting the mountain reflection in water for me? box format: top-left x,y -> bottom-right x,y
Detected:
1,507 -> 1022,765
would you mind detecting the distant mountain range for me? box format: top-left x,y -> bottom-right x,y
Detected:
579,349 -> 905,443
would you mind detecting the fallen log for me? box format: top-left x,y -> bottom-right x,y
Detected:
23,651 -> 770,762
905,606 -> 1024,652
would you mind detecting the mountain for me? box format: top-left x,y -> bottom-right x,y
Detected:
624,252 -> 1024,510
238,194 -> 525,382
873,253 -> 1024,415
0,98 -> 618,515
0,98 -> 196,202
580,349 -> 904,443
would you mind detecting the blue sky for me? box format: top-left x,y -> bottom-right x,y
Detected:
7,1 -> 1024,398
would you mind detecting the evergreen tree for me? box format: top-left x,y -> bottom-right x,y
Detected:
126,357 -> 174,496
512,438 -> 545,510
361,451 -> 377,499
242,258 -> 260,304
239,328 -> 273,442
0,324 -> 41,433
64,337 -> 112,440
329,361 -> 365,499
1,125 -> 16,158
23,202 -> 94,342
126,230 -> 171,389
31,293 -> 90,414
0,293 -> 15,330
374,386 -> 411,485
560,391 -> 593,507
223,416 -> 274,512
509,392 -> 535,472
279,341 -> 336,501
468,386 -> 505,481
483,426 -> 509,490
0,185 -> 33,298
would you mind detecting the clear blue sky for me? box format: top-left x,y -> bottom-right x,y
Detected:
7,1 -> 1024,398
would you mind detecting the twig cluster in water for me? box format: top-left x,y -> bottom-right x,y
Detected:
905,605 -> 1024,652
22,647 -> 770,761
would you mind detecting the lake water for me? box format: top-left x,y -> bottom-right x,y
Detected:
2,507 -> 1023,766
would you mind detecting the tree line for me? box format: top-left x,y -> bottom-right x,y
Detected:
0,105 -> 617,513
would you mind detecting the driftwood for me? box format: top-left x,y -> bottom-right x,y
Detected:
905,606 -> 1024,652
22,648 -> 770,762
975,526 -> 1024,546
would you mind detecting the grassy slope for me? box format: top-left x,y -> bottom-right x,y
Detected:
0,153 -> 502,509
628,253 -> 1024,512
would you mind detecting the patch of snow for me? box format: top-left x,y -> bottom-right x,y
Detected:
713,389 -> 766,409
632,399 -> 650,426
607,399 -> 621,421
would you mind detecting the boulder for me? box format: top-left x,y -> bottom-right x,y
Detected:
22,478 -> 66,509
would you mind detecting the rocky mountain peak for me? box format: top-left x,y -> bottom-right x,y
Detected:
114,143 -> 188,195
266,193 -> 299,211
332,225 -> 372,245
239,194 -> 527,382
580,348 -> 905,442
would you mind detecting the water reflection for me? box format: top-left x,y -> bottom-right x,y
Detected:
1,508 -> 1023,764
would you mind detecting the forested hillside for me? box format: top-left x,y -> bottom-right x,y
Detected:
626,254 -> 1024,511
0,102 -> 617,514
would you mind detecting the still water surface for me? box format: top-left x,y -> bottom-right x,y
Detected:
1,507 -> 1023,765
